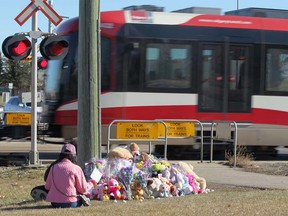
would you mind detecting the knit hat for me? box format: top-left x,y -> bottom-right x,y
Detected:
61,144 -> 76,155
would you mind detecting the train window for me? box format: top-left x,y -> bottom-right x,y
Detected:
144,43 -> 191,89
199,44 -> 251,113
101,38 -> 111,91
266,48 -> 288,92
200,45 -> 223,111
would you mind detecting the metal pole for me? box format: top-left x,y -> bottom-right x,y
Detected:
48,0 -> 53,33
30,12 -> 39,165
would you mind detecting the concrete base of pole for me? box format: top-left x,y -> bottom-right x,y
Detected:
29,151 -> 41,166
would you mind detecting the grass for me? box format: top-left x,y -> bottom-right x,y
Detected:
0,166 -> 288,216
225,145 -> 254,168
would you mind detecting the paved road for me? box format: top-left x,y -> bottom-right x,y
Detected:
188,161 -> 288,190
0,141 -> 62,153
0,139 -> 64,164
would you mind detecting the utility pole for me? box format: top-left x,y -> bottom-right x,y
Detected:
78,0 -> 100,167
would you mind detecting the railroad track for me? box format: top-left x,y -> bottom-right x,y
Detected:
0,137 -> 287,166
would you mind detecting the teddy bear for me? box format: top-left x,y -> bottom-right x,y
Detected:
107,146 -> 133,160
146,177 -> 162,199
159,182 -> 171,198
131,182 -> 145,201
129,142 -> 140,158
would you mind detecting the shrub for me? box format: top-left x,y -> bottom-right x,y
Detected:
225,145 -> 254,168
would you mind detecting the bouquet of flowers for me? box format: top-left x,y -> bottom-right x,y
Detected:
134,170 -> 149,196
118,165 -> 134,200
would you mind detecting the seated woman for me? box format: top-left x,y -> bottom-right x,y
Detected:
45,143 -> 95,208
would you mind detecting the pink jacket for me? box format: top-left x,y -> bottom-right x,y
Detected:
45,158 -> 93,203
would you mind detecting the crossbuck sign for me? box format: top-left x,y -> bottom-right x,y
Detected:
15,0 -> 62,26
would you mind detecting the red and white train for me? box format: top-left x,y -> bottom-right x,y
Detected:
42,6 -> 288,158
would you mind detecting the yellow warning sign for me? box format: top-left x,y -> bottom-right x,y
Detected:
158,122 -> 195,137
6,113 -> 32,126
116,122 -> 159,139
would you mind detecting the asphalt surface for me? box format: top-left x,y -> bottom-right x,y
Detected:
0,140 -> 287,190
188,161 -> 288,190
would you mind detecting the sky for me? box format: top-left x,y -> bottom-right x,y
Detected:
1,0 -> 288,50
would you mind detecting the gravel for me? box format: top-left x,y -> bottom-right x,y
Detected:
243,162 -> 288,176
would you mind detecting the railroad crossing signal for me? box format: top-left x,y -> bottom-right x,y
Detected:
12,0 -> 64,166
39,35 -> 69,60
2,35 -> 69,61
37,57 -> 48,69
2,35 -> 32,60
15,0 -> 63,26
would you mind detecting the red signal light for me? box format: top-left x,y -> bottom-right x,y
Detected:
13,41 -> 29,55
2,35 -> 31,60
49,42 -> 65,56
38,57 -> 48,69
40,35 -> 69,60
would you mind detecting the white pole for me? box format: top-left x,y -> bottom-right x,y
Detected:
48,0 -> 53,33
30,12 -> 39,165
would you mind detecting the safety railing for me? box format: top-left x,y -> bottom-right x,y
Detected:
210,121 -> 238,167
107,120 -> 168,159
156,119 -> 204,162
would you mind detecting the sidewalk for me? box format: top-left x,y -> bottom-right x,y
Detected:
188,161 -> 288,190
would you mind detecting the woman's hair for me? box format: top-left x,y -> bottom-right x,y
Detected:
44,153 -> 77,182
58,153 -> 77,164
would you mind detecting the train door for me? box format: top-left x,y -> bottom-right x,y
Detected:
198,43 -> 251,117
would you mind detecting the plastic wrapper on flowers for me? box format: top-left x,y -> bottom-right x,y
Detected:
133,170 -> 150,196
117,165 -> 134,200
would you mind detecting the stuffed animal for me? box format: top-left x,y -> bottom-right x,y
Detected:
186,174 -> 201,194
146,177 -> 162,199
102,184 -> 110,201
170,185 -> 180,197
129,142 -> 140,157
151,163 -> 165,177
181,174 -> 194,195
131,182 -> 145,201
178,161 -> 207,192
161,168 -> 171,180
107,147 -> 133,160
159,160 -> 170,169
92,183 -> 107,200
108,178 -> 123,201
170,166 -> 193,195
159,183 -> 171,198
140,152 -> 158,164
